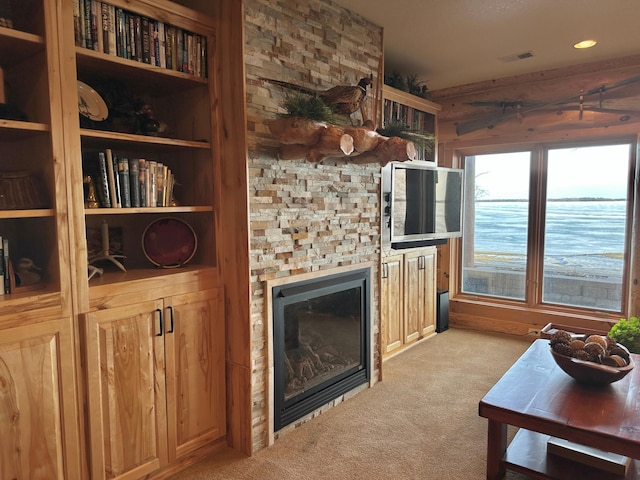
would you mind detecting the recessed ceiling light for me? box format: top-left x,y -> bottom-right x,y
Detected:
574,39 -> 597,49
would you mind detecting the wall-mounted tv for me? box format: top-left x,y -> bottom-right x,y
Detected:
383,163 -> 464,249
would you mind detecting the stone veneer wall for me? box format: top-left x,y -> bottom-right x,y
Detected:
243,0 -> 383,453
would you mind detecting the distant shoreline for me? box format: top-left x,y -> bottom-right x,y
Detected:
478,198 -> 625,202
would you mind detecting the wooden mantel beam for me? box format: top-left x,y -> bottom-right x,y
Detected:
267,117 -> 416,165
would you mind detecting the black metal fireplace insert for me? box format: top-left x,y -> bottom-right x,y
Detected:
273,267 -> 371,431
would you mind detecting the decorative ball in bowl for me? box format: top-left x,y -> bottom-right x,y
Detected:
549,330 -> 634,386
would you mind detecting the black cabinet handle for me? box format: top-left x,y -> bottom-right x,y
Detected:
156,308 -> 163,336
166,306 -> 174,334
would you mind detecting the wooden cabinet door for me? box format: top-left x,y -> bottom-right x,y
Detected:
420,249 -> 437,337
85,300 -> 168,480
403,251 -> 424,344
164,288 -> 226,461
381,255 -> 404,356
0,318 -> 81,480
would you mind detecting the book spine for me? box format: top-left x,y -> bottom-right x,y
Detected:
176,29 -> 183,72
195,35 -> 201,78
115,8 -> 125,58
126,13 -> 135,60
129,158 -> 140,207
78,0 -> 86,48
112,155 -> 122,208
148,160 -> 157,207
73,0 -> 83,46
107,5 -> 116,56
155,162 -> 164,207
152,21 -> 160,67
92,0 -> 102,52
105,149 -> 119,207
101,1 -> 110,54
117,158 -> 131,208
187,33 -> 194,75
134,14 -> 142,62
83,0 -> 93,50
165,25 -> 174,70
97,152 -> 111,207
182,31 -> 189,73
200,35 -> 207,78
2,238 -> 9,293
141,16 -> 151,64
167,172 -> 175,206
138,159 -> 147,207
0,235 -> 4,296
162,165 -> 169,206
158,22 -> 166,69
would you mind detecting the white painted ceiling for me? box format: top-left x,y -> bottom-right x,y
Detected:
331,0 -> 640,91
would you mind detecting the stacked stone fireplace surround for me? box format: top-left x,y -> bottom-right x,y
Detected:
244,0 -> 384,452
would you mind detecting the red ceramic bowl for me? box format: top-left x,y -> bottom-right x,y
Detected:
550,347 -> 634,386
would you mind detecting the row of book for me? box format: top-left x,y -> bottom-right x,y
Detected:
84,149 -> 177,209
0,236 -> 12,294
73,0 -> 207,78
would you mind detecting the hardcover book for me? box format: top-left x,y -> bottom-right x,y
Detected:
148,160 -> 157,207
105,149 -> 119,207
73,0 -> 82,45
0,235 -> 4,296
117,158 -> 131,208
138,158 -> 147,207
129,158 -> 140,207
3,237 -> 10,293
96,152 -> 111,207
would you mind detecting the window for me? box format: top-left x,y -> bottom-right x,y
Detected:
461,141 -> 633,313
462,151 -> 531,300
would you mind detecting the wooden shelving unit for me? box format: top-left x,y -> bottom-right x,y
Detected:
0,1 -> 233,478
0,1 -> 82,479
382,85 -> 440,163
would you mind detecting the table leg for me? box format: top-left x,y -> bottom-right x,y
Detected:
486,419 -> 507,480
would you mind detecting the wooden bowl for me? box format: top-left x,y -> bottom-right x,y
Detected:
550,348 -> 634,386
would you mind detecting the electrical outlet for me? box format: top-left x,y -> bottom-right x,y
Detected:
527,328 -> 541,336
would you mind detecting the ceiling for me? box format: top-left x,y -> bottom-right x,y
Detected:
332,0 -> 640,92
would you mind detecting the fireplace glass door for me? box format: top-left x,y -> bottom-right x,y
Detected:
273,268 -> 370,430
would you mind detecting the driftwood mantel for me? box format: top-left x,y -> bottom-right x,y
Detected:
267,117 -> 416,165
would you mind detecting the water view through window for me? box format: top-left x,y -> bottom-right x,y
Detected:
542,145 -> 630,309
462,152 -> 531,300
462,143 -> 631,312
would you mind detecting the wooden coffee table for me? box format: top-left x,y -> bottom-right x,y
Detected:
479,339 -> 640,480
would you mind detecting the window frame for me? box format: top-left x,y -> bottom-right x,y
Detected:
448,135 -> 638,327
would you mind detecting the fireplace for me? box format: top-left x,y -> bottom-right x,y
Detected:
272,267 -> 371,431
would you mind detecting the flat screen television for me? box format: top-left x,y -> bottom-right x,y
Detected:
385,163 -> 464,248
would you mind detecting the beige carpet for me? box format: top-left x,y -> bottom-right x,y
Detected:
169,328 -> 535,479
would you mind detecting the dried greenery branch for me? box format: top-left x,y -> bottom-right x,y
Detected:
279,93 -> 337,123
377,121 -> 435,153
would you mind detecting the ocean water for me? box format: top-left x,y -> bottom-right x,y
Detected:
471,200 -> 627,277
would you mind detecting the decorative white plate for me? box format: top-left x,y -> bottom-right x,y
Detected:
77,80 -> 108,121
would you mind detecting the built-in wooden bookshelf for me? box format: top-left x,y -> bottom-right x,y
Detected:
0,2 -> 83,479
383,85 -> 441,163
0,1 -> 230,479
60,2 -> 227,478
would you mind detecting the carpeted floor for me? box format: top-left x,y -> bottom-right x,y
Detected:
168,328 -> 535,479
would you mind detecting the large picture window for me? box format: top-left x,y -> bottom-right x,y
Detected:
461,141 -> 633,313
